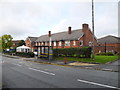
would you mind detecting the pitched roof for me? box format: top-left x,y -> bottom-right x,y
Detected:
27,36 -> 38,42
35,29 -> 84,42
98,35 -> 120,44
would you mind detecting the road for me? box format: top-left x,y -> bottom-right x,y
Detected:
1,56 -> 119,89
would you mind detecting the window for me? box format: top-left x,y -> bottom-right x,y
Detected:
73,41 -> 76,46
54,41 -> 56,46
45,42 -> 47,46
89,41 -> 92,46
41,42 -> 44,46
59,41 -> 62,46
65,41 -> 70,46
79,40 -> 83,46
38,42 -> 40,46
35,42 -> 37,46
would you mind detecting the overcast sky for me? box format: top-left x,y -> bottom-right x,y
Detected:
0,0 -> 119,40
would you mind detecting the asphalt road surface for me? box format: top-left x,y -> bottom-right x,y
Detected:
1,56 -> 119,89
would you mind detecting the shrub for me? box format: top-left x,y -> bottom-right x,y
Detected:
53,47 -> 92,58
15,52 -> 34,57
96,52 -> 114,56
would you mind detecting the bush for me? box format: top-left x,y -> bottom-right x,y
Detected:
15,52 -> 35,57
96,52 -> 114,56
53,47 -> 92,58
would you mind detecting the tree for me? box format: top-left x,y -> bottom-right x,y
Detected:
2,34 -> 13,51
0,37 -> 2,52
17,40 -> 25,46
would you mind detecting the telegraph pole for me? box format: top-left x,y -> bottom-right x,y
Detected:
92,0 -> 95,60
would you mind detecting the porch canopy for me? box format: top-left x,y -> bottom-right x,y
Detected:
16,45 -> 31,52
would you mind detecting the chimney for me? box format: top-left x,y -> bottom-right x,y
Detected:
48,31 -> 51,37
68,26 -> 72,34
82,24 -> 89,30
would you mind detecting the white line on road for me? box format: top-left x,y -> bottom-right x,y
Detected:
102,68 -> 113,71
77,79 -> 119,89
29,67 -> 55,76
13,63 -> 22,67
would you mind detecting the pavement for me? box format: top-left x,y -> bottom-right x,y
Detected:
2,54 -> 120,72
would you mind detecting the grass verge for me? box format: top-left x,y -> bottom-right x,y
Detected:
54,55 -> 118,64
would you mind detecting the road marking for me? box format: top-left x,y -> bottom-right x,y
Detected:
13,63 -> 22,67
85,67 -> 92,69
77,79 -> 119,89
102,68 -> 113,71
29,67 -> 55,76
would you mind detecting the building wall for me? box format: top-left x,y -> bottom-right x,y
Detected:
12,40 -> 21,48
25,39 -> 37,52
95,43 -> 120,53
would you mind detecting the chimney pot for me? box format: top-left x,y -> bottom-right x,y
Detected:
82,24 -> 89,30
48,31 -> 51,37
68,26 -> 72,34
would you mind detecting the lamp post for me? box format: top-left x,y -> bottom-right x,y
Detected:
92,0 -> 95,60
49,31 -> 52,63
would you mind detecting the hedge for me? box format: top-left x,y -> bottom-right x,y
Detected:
15,52 -> 35,57
53,47 -> 92,58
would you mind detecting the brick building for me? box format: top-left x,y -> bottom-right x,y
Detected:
25,36 -> 38,52
34,24 -> 97,49
25,24 -> 120,54
95,35 -> 120,53
12,40 -> 21,48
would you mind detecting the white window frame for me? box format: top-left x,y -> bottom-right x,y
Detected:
38,42 -> 40,46
41,42 -> 44,45
79,40 -> 83,46
54,41 -> 56,46
65,41 -> 70,46
45,42 -> 47,46
35,42 -> 37,46
73,41 -> 76,46
59,41 -> 62,46
89,41 -> 92,46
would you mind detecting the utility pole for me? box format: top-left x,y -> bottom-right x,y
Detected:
105,42 -> 106,53
48,31 -> 52,63
92,0 -> 95,60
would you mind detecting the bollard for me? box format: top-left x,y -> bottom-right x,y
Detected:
64,57 -> 67,64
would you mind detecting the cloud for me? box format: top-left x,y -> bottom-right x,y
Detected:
0,0 -> 118,40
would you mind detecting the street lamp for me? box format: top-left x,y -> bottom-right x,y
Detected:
49,31 -> 52,63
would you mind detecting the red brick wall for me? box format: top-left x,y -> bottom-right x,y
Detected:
95,43 -> 120,53
12,40 -> 21,48
82,28 -> 97,46
25,39 -> 32,48
25,39 -> 37,51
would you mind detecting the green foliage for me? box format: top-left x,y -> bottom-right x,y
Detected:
53,47 -> 92,58
0,37 -> 2,52
96,52 -> 114,56
17,40 -> 25,46
15,52 -> 34,57
1,34 -> 13,51
55,55 -> 118,64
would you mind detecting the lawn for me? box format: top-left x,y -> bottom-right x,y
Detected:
54,55 -> 118,64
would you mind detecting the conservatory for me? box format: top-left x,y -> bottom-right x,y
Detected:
16,45 -> 31,52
